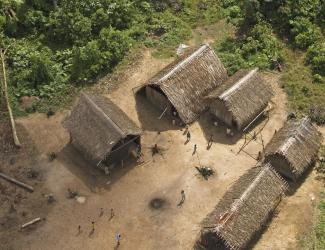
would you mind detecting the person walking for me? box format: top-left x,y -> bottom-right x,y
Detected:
177,190 -> 186,207
89,221 -> 95,237
115,233 -> 122,248
192,144 -> 197,155
99,208 -> 104,217
187,131 -> 191,141
77,225 -> 82,236
109,208 -> 115,221
207,135 -> 213,150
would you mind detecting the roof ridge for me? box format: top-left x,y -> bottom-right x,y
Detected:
82,93 -> 126,137
220,68 -> 259,100
215,166 -> 271,232
157,44 -> 210,84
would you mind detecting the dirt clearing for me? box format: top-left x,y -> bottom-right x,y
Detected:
0,49 -> 324,250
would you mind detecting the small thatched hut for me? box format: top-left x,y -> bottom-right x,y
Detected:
205,68 -> 273,131
264,117 -> 322,181
64,92 -> 141,169
139,44 -> 227,124
196,164 -> 287,250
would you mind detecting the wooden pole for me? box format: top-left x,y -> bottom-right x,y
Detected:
158,107 -> 168,120
0,49 -> 21,147
21,218 -> 42,229
261,133 -> 265,152
0,172 -> 34,192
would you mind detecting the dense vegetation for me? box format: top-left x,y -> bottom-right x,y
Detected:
214,0 -> 325,124
0,0 -> 222,113
0,0 -> 324,122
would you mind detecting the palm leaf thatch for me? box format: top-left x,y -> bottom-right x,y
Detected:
206,68 -> 273,130
140,44 -> 228,124
264,117 -> 322,181
63,92 -> 141,165
196,164 -> 288,250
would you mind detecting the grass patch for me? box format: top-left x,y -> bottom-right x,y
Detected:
298,147 -> 325,249
298,196 -> 325,250
281,48 -> 325,124
10,84 -> 79,117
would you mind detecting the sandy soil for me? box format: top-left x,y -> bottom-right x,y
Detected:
0,49 -> 324,250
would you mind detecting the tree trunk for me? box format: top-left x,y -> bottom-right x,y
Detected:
0,50 -> 21,147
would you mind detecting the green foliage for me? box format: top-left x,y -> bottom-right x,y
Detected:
214,21 -> 283,75
148,11 -> 192,57
290,17 -> 322,49
315,200 -> 325,248
281,49 -> 325,124
0,0 -> 224,115
70,27 -> 133,83
306,43 -> 325,81
5,39 -> 68,99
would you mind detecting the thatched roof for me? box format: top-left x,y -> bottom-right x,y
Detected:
64,92 -> 141,164
143,44 -> 227,124
264,117 -> 322,179
198,164 -> 287,250
206,68 -> 273,128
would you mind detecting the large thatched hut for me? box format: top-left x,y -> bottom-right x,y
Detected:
205,68 -> 273,131
264,117 -> 322,181
196,164 -> 287,250
64,92 -> 141,170
139,44 -> 227,124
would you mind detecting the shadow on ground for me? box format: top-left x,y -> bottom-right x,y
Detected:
198,112 -> 242,145
58,144 -> 140,192
285,166 -> 315,196
135,91 -> 183,132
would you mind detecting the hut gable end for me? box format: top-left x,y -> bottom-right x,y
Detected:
63,92 -> 141,164
199,165 -> 287,250
207,68 -> 273,129
264,118 -> 322,180
143,44 -> 228,124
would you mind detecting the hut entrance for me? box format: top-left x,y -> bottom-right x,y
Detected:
145,85 -> 177,119
196,232 -> 228,250
232,119 -> 238,129
103,135 -> 141,168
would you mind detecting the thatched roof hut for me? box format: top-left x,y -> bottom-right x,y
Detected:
264,117 -> 322,181
64,92 -> 141,168
196,164 -> 287,250
206,68 -> 273,130
139,44 -> 228,124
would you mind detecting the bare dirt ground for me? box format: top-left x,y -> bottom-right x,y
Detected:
1,45 -> 318,250
1,48 -> 324,249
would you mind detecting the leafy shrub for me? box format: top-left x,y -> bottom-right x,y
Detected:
290,17 -> 322,49
309,105 -> 325,125
306,43 -> 325,78
214,22 -> 283,75
5,40 -> 67,98
70,28 -> 133,83
214,38 -> 248,75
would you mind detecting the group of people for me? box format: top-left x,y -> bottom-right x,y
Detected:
76,208 -> 120,248
183,125 -> 214,155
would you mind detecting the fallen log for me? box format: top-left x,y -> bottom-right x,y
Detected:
0,172 -> 34,192
21,218 -> 42,229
